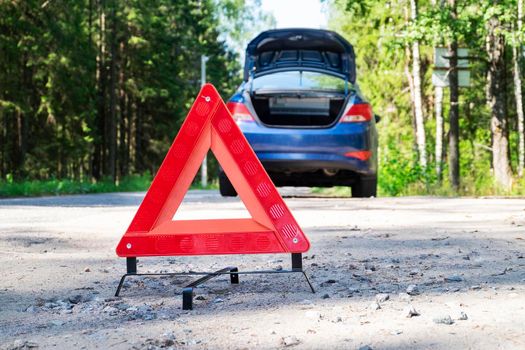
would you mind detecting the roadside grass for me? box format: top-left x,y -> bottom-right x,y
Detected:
313,174 -> 525,197
311,186 -> 352,197
3,172 -> 525,198
0,175 -> 218,198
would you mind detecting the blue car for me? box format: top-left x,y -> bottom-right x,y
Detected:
220,28 -> 379,197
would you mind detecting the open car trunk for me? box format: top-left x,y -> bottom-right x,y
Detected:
243,29 -> 356,128
250,93 -> 346,127
244,29 -> 356,83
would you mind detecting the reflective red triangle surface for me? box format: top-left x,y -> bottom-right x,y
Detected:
116,84 -> 310,257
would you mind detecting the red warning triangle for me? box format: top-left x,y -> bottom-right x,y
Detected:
116,84 -> 310,257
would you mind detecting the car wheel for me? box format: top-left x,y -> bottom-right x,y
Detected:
219,171 -> 237,197
352,176 -> 377,198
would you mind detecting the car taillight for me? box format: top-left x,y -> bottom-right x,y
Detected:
226,102 -> 254,123
340,103 -> 372,123
344,150 -> 372,161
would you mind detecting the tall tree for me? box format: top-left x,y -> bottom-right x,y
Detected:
435,84 -> 444,180
410,0 -> 427,168
432,0 -> 445,182
513,0 -> 524,176
486,1 -> 512,189
447,0 -> 460,190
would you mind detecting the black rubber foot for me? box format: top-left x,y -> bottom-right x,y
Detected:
182,287 -> 193,310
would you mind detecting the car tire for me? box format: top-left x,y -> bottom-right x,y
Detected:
352,176 -> 377,198
219,171 -> 237,197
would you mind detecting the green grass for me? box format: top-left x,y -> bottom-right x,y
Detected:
0,175 -> 218,198
311,186 -> 352,197
313,175 -> 525,198
4,172 -> 525,198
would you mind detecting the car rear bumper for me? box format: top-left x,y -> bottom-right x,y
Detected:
258,153 -> 374,176
240,121 -> 377,176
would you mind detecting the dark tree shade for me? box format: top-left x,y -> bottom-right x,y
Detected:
0,0 -> 243,181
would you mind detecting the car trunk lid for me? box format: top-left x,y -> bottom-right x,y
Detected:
244,28 -> 356,83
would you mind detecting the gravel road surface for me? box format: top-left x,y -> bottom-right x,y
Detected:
1,190 -> 525,349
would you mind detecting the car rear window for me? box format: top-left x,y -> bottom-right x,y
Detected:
252,71 -> 346,93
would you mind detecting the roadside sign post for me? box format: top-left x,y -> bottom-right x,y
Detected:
432,47 -> 470,87
200,55 -> 209,188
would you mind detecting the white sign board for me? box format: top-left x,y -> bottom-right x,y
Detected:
432,70 -> 470,87
434,48 -> 469,68
433,47 -> 470,87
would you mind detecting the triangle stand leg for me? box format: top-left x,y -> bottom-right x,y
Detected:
114,254 -> 316,308
292,253 -> 315,293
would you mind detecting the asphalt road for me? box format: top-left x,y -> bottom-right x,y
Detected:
1,190 -> 525,349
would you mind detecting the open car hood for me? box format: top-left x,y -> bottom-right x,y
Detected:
244,28 -> 356,83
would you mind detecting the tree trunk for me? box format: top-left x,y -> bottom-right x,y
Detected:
410,0 -> 427,168
107,1 -> 117,182
404,49 -> 418,153
404,6 -> 418,155
487,11 -> 513,189
93,0 -> 106,180
515,0 -> 524,176
435,86 -> 444,180
0,109 -> 4,178
126,95 -> 133,174
447,0 -> 460,190
118,43 -> 127,179
13,109 -> 23,177
135,102 -> 142,173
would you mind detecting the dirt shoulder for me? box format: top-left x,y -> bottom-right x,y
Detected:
1,191 -> 524,349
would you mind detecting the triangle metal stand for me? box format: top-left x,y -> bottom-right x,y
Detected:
115,253 -> 315,310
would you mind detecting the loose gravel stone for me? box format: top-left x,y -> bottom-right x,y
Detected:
25,305 -> 37,313
444,275 -> 463,282
364,263 -> 377,271
433,315 -> 454,325
403,305 -> 420,318
281,336 -> 301,347
115,303 -> 130,311
406,284 -> 420,295
458,311 -> 468,320
375,293 -> 389,303
368,301 -> 381,311
6,340 -> 39,350
68,294 -> 82,304
358,345 -> 373,350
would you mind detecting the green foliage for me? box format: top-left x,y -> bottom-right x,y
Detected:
2,0 -> 524,198
0,174 -> 218,198
0,175 -> 151,197
0,0 -> 263,183
326,0 -> 525,196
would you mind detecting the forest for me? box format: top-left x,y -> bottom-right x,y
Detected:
329,0 -> 525,195
0,0 -> 524,196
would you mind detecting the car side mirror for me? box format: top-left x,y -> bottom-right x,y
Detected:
375,114 -> 381,123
